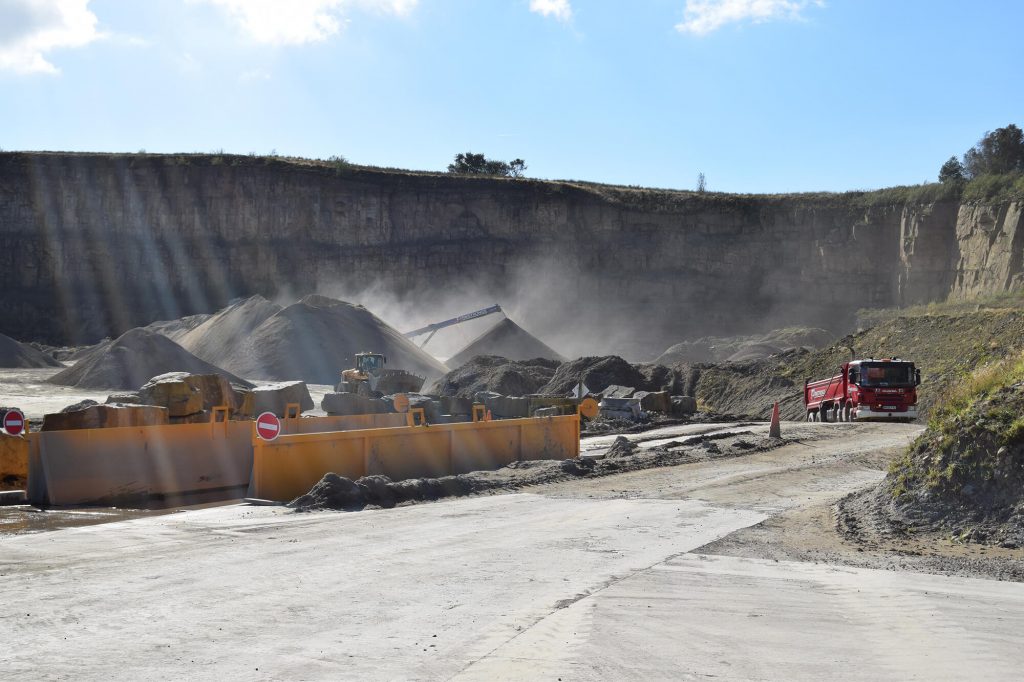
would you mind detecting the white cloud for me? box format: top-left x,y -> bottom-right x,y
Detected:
529,0 -> 572,22
0,0 -> 101,75
194,0 -> 418,46
676,0 -> 824,35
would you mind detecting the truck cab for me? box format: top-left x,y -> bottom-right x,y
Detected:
805,358 -> 921,422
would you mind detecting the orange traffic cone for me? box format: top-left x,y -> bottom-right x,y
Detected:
769,401 -> 781,439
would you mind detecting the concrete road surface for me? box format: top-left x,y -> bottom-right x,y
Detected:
2,422 -> 1021,680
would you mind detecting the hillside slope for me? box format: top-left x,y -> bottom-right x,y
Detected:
687,308 -> 1024,420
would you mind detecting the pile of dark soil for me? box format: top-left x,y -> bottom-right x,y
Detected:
0,332 -> 62,369
208,295 -> 448,384
541,356 -> 651,395
287,431 -> 786,513
845,377 -> 1024,547
446,318 -> 564,368
604,436 -> 639,458
427,355 -> 559,398
47,328 -> 248,390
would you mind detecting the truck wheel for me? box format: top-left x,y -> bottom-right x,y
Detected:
819,405 -> 828,423
842,403 -> 851,422
806,410 -> 813,422
831,405 -> 841,421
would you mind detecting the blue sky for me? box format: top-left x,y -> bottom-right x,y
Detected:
1,0 -> 1021,193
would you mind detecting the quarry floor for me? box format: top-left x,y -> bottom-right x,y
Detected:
3,421 -> 1023,680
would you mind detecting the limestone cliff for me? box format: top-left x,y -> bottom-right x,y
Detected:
950,202 -> 1024,300
0,152 -> 1019,357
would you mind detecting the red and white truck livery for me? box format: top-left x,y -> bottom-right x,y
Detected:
804,358 -> 921,423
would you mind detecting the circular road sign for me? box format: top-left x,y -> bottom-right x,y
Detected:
2,408 -> 25,436
579,397 -> 599,420
255,412 -> 282,441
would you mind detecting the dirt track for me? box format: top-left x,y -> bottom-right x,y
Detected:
3,421 -> 1023,680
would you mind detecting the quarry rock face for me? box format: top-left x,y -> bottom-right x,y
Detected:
1,153 -> 1022,352
951,201 -> 1024,300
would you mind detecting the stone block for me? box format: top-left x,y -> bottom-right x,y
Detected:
232,386 -> 255,418
483,395 -> 530,419
671,395 -> 698,416
252,381 -> 314,417
138,374 -> 204,417
105,392 -> 143,405
635,390 -> 671,414
440,396 -> 473,416
321,392 -> 388,416
601,385 -> 636,399
41,404 -> 169,431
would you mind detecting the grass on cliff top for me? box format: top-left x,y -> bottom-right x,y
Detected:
858,291 -> 1024,328
13,150 -> 1021,209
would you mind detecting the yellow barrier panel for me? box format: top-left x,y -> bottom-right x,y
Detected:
28,420 -> 253,506
250,414 -> 581,502
1,433 -> 28,484
27,412 -> 408,506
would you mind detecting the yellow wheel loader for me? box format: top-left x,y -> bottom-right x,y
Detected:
338,352 -> 425,397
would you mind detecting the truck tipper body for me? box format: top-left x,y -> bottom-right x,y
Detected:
804,359 -> 921,422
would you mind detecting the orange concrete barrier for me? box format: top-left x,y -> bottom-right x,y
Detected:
1,433 -> 29,485
26,412 -> 409,506
250,414 -> 581,502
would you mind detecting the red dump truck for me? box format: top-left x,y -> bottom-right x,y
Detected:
804,358 -> 921,423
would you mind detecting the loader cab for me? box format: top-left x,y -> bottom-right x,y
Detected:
355,353 -> 386,374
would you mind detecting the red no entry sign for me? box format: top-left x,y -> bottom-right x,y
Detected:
2,408 -> 25,436
255,412 -> 281,441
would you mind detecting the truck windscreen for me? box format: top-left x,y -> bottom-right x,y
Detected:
860,363 -> 915,387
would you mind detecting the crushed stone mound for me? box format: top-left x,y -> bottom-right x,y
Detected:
202,295 -> 448,385
143,313 -> 213,343
446,318 -> 565,368
0,332 -> 63,369
174,295 -> 282,368
427,355 -> 560,398
846,378 -> 1024,548
47,328 -> 250,390
541,356 -> 678,396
